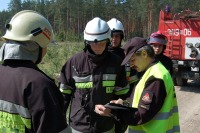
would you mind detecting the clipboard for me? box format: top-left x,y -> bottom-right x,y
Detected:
104,103 -> 135,111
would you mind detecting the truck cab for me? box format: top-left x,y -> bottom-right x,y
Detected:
158,9 -> 200,86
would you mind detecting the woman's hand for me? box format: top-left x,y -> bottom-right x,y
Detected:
95,104 -> 112,117
110,98 -> 123,105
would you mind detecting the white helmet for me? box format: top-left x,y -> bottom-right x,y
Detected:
3,10 -> 53,48
107,18 -> 124,35
84,17 -> 111,42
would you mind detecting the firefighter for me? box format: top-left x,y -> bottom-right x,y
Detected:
107,18 -> 125,59
95,37 -> 180,133
107,18 -> 138,133
148,31 -> 173,76
59,17 -> 129,133
0,10 -> 68,132
107,18 -> 138,94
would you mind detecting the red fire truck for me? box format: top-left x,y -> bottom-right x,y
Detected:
158,8 -> 200,86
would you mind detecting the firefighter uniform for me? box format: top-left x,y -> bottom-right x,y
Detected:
108,46 -> 129,133
148,31 -> 173,76
111,60 -> 180,133
0,10 -> 68,133
108,46 -> 139,92
108,45 -> 125,59
59,50 -> 129,133
107,18 -> 135,133
0,60 -> 67,133
155,52 -> 173,76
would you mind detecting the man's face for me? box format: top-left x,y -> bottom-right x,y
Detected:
129,51 -> 147,72
111,32 -> 122,47
151,43 -> 163,55
90,40 -> 107,55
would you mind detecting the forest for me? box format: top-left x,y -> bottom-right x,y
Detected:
0,0 -> 200,42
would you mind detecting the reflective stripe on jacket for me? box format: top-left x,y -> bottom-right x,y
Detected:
129,62 -> 180,133
0,100 -> 31,132
125,63 -> 138,84
59,51 -> 129,132
0,60 -> 67,133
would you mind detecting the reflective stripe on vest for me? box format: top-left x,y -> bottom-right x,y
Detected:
0,99 -> 31,132
129,62 -> 180,133
128,126 -> 180,133
153,106 -> 178,120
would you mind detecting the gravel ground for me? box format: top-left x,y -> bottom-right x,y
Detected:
176,80 -> 200,133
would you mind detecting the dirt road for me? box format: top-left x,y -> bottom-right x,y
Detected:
176,80 -> 200,133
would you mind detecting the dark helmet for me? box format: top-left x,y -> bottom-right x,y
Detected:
148,31 -> 168,45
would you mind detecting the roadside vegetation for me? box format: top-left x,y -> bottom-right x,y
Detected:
0,41 -> 84,83
0,0 -> 199,83
1,0 -> 199,41
38,42 -> 84,83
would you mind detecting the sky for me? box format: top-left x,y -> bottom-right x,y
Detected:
0,0 -> 10,11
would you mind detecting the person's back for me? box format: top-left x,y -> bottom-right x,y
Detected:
0,10 -> 67,133
59,17 -> 129,133
0,60 -> 67,132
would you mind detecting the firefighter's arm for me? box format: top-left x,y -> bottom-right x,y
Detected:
114,65 -> 130,99
94,103 -> 137,125
58,61 -> 74,114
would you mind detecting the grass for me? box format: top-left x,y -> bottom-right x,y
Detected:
0,41 -> 126,83
0,41 -> 84,82
39,42 -> 84,119
38,42 -> 84,83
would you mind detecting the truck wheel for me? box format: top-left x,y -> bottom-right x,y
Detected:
176,78 -> 187,86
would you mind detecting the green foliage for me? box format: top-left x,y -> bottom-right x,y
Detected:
38,41 -> 84,83
66,30 -> 82,42
0,0 -> 200,43
0,30 -> 2,37
58,31 -> 65,41
0,41 -> 84,82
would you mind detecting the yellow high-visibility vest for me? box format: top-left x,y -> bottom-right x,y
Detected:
129,62 -> 180,133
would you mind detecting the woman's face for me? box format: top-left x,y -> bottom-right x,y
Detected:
129,51 -> 148,72
111,33 -> 122,47
151,43 -> 164,55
